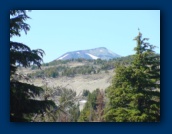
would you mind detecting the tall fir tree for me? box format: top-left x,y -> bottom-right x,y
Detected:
10,10 -> 57,122
104,31 -> 160,122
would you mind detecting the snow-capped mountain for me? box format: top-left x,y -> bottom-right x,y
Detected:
56,47 -> 121,60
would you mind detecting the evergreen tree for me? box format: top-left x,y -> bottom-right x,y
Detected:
78,89 -> 100,122
54,88 -> 79,122
104,31 -> 160,122
10,10 -> 57,122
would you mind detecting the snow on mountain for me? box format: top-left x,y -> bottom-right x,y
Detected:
56,47 -> 121,60
86,53 -> 99,59
57,54 -> 69,60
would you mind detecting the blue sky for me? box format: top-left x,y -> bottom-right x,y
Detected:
11,10 -> 160,63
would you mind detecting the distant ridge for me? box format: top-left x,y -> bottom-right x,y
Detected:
56,47 -> 121,60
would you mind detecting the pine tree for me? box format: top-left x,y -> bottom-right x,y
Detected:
78,89 -> 100,122
104,31 -> 160,122
10,10 -> 57,122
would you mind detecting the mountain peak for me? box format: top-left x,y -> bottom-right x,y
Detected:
56,47 -> 120,60
97,47 -> 107,49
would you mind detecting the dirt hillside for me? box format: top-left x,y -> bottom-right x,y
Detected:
28,70 -> 114,94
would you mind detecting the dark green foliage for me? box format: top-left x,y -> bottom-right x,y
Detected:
10,10 -> 31,38
82,89 -> 90,97
40,87 -> 80,122
36,55 -> 136,79
10,10 -> 56,122
104,32 -> 160,122
29,86 -> 80,122
69,103 -> 80,122
58,88 -> 80,122
41,67 -> 59,78
10,10 -> 45,76
101,62 -> 114,70
10,43 -> 45,76
78,89 -> 105,122
114,55 -> 134,65
10,81 -> 57,122
29,65 -> 97,78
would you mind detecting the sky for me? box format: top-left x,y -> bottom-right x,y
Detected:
11,10 -> 160,63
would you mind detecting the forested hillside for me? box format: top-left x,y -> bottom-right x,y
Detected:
27,55 -> 134,78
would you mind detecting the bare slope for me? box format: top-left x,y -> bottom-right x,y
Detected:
29,70 -> 114,94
